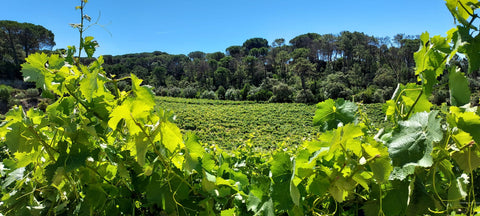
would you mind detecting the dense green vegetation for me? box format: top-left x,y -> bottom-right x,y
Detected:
157,96 -> 317,149
157,97 -> 386,150
0,20 -> 55,82
2,0 -> 480,215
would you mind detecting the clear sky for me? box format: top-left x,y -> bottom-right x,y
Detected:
2,0 -> 455,56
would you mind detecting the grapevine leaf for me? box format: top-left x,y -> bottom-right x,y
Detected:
21,53 -> 50,90
389,165 -> 415,181
449,66 -> 471,106
414,32 -> 449,96
270,152 -> 292,177
314,98 -> 357,131
85,184 -> 107,210
2,167 -> 25,189
290,160 -> 300,206
406,179 -> 437,216
259,198 -> 275,216
81,36 -> 98,58
135,134 -> 149,166
47,54 -> 65,69
448,175 -> 468,202
79,64 -> 98,102
452,146 -> 480,172
446,0 -> 477,30
307,173 -> 329,196
381,180 -> 409,216
387,111 -> 442,167
369,156 -> 392,183
456,111 -> 480,144
246,190 -> 262,212
160,120 -> 184,154
184,133 -> 205,173
220,208 -> 236,216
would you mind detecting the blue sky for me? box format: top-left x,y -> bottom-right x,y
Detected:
2,0 -> 455,56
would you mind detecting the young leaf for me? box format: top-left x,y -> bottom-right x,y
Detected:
313,98 -> 357,131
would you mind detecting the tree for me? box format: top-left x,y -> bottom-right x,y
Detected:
226,45 -> 244,58
188,51 -> 206,60
243,37 -> 269,52
0,20 -> 55,65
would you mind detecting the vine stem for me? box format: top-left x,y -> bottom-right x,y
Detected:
405,88 -> 423,119
77,0 -> 85,65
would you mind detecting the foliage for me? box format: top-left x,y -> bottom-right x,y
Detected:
200,90 -> 217,100
225,88 -> 241,101
157,96 -> 319,149
270,82 -> 294,103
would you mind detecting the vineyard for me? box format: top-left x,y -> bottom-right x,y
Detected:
2,0 -> 480,215
156,97 -> 385,151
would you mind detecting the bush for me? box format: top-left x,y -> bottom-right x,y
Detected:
0,85 -> 12,101
200,90 -> 217,100
225,88 -> 241,101
182,86 -> 198,98
216,86 -> 226,100
26,88 -> 40,97
247,86 -> 272,101
167,87 -> 182,97
15,91 -> 26,99
270,83 -> 293,103
295,89 -> 315,103
240,83 -> 251,100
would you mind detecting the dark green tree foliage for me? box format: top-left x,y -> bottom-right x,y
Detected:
99,33 -> 429,103
0,20 -> 55,80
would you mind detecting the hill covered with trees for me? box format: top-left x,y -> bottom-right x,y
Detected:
2,20 -> 479,104
97,32 -> 479,104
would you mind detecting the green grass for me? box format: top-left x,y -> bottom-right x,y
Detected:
156,97 -> 386,149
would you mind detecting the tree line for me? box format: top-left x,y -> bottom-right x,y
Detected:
2,20 -> 479,104
100,32 -> 425,103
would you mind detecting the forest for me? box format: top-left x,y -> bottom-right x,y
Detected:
3,19 -> 479,105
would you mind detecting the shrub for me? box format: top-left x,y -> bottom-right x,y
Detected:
225,88 -> 241,101
182,86 -> 198,98
216,86 -> 226,100
295,89 -> 315,103
26,88 -> 40,97
167,87 -> 182,97
15,91 -> 26,99
270,83 -> 293,103
0,85 -> 12,101
200,90 -> 217,100
247,86 -> 272,101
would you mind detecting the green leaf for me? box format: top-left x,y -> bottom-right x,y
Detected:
414,32 -> 449,96
381,180 -> 409,216
448,175 -> 468,202
82,36 -> 98,58
313,98 -> 357,131
456,111 -> 480,144
449,66 -> 471,106
220,208 -> 236,216
2,167 -> 25,189
290,160 -> 300,206
270,152 -> 292,177
307,173 -> 329,196
79,64 -> 98,102
406,179 -> 437,216
388,111 -> 442,167
452,146 -> 480,172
